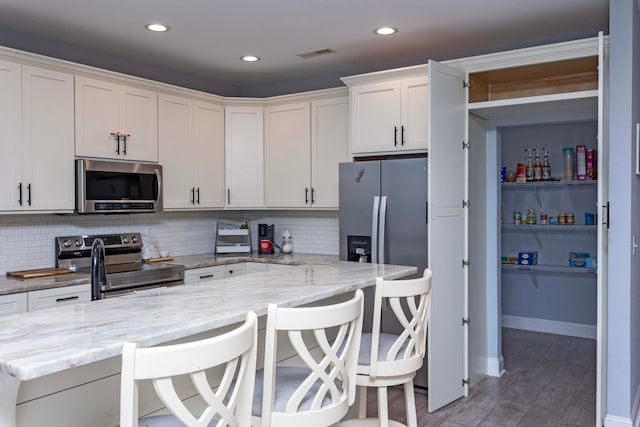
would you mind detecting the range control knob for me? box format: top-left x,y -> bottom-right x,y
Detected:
122,236 -> 129,244
131,235 -> 139,244
62,239 -> 71,248
74,239 -> 82,247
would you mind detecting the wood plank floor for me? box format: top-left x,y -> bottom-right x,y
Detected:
363,328 -> 596,427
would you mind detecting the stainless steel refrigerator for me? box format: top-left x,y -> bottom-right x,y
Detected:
339,157 -> 428,389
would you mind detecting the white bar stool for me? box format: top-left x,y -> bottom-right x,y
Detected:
252,289 -> 364,427
339,269 -> 432,427
119,311 -> 258,427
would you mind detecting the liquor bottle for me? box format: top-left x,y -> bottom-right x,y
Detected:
533,149 -> 542,181
542,147 -> 551,181
525,148 -> 533,182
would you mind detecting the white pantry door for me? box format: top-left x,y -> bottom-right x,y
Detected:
427,59 -> 468,412
596,31 -> 608,427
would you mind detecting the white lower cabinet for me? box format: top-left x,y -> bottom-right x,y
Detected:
0,293 -> 28,316
185,262 -> 294,285
27,284 -> 91,311
184,264 -> 248,285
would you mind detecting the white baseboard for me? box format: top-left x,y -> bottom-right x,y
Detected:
486,355 -> 504,377
502,315 -> 596,339
605,415 -> 633,427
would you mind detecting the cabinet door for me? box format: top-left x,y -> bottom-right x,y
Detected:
0,60 -> 22,211
401,76 -> 429,151
194,100 -> 225,208
264,102 -> 311,208
27,284 -> 91,311
427,60 -> 467,411
120,85 -> 158,162
184,266 -> 228,285
350,81 -> 401,155
22,66 -> 75,211
224,106 -> 264,208
159,94 -> 196,209
0,293 -> 27,316
75,76 -> 120,159
311,97 -> 349,208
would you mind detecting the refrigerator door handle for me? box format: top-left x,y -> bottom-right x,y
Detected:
379,196 -> 387,264
372,196 -> 380,263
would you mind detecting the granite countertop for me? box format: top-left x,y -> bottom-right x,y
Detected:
0,259 -> 416,381
0,252 -> 338,296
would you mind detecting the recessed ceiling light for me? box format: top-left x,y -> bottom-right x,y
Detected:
374,26 -> 397,36
145,23 -> 169,32
241,55 -> 260,62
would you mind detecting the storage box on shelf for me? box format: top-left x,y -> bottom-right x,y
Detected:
215,219 -> 252,255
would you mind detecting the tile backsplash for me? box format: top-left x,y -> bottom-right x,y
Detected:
0,210 -> 339,275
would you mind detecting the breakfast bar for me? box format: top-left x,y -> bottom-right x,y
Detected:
0,259 -> 416,427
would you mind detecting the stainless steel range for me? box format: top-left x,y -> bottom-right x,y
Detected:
56,232 -> 184,299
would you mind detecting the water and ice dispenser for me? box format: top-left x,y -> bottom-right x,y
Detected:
347,235 -> 371,263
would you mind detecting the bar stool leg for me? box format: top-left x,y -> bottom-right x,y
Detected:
357,385 -> 367,419
378,386 -> 390,427
404,381 -> 418,427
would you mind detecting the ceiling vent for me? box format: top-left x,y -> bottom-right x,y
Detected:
297,48 -> 336,59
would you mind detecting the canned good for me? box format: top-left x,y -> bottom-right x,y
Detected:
567,213 -> 574,225
527,209 -> 537,225
540,214 -> 548,225
558,214 -> 567,225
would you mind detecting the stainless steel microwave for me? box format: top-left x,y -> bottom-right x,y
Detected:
76,159 -> 163,214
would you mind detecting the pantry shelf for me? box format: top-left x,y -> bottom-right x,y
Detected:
501,180 -> 597,190
501,224 -> 596,233
501,263 -> 596,275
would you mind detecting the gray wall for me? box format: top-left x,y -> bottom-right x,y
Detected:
608,0 -> 640,419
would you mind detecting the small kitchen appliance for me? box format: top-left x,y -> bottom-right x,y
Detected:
56,232 -> 184,299
258,224 -> 275,254
76,159 -> 163,214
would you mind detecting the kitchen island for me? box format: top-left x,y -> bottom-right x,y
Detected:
0,258 -> 416,427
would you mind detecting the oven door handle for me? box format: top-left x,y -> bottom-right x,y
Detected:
154,168 -> 162,208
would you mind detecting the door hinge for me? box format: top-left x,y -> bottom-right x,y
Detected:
462,317 -> 471,326
462,200 -> 470,208
463,81 -> 471,89
462,141 -> 470,150
462,378 -> 470,386
462,259 -> 470,268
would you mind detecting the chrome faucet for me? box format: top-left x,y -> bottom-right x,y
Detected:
90,238 -> 107,301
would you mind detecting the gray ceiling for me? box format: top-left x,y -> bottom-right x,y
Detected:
0,0 -> 609,97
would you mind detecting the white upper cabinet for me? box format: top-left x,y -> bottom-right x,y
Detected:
348,75 -> 428,155
264,102 -> 311,208
264,97 -> 349,209
0,60 -> 74,212
75,76 -> 158,162
159,94 -> 224,210
224,106 -> 264,208
311,97 -> 349,208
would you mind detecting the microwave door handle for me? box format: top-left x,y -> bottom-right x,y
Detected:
154,168 -> 162,208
